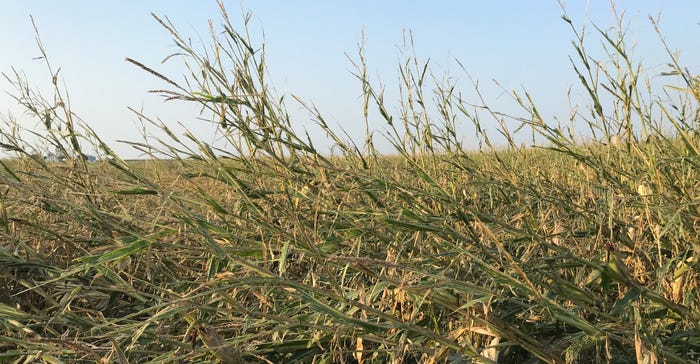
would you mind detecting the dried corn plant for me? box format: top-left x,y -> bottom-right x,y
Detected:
0,2 -> 699,363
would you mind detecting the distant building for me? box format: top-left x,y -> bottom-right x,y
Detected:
43,148 -> 97,162
44,152 -> 65,162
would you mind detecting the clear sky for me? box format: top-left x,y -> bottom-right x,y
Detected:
1,1 -> 698,158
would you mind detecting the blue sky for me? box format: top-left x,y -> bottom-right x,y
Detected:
1,1 -> 698,158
